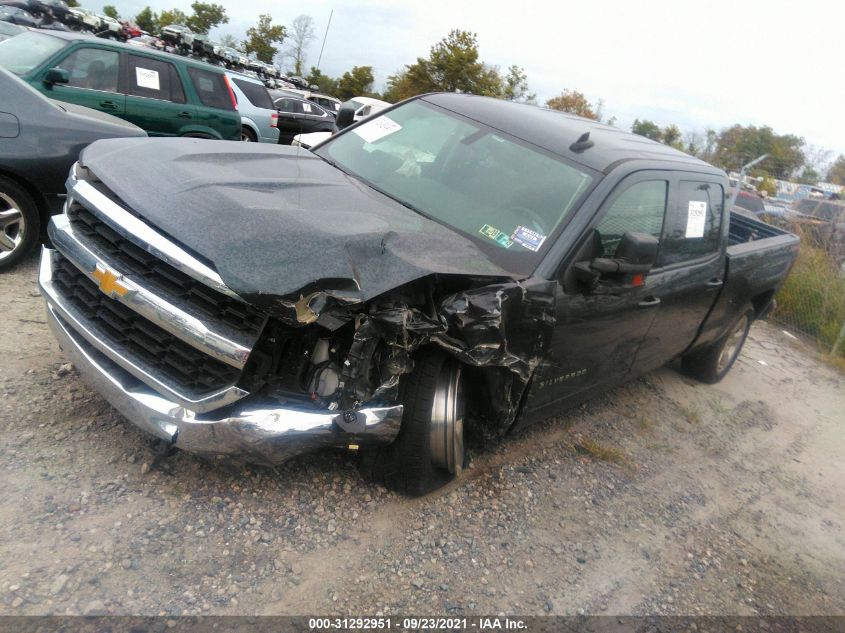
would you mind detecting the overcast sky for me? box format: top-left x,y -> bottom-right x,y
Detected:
114,0 -> 845,160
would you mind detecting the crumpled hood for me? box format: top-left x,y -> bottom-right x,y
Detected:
80,138 -> 513,309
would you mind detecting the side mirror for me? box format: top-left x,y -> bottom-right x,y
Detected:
574,232 -> 659,290
334,105 -> 356,132
43,67 -> 69,86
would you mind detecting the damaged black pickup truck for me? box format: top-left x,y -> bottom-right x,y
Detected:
39,93 -> 799,495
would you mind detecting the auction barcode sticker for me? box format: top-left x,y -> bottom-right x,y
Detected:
685,200 -> 707,238
353,116 -> 402,144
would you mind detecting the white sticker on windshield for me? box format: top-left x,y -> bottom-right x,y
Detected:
135,67 -> 160,91
353,116 -> 402,144
686,200 -> 707,238
302,102 -> 312,113
511,225 -> 547,252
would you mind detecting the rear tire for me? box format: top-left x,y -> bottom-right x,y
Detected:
681,306 -> 753,384
0,176 -> 40,273
241,126 -> 257,142
365,349 -> 466,496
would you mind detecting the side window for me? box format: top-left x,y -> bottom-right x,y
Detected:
55,47 -> 119,92
187,67 -> 235,110
274,98 -> 300,113
659,181 -> 723,266
127,55 -> 184,103
595,180 -> 667,257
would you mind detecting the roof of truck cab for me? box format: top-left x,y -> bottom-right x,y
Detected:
420,92 -> 724,176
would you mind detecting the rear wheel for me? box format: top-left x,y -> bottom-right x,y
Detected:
681,307 -> 753,383
366,349 -> 466,496
0,176 -> 40,272
240,126 -> 257,142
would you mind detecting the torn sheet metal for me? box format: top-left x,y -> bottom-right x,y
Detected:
338,278 -> 557,434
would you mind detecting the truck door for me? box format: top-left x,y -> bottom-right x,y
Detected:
521,174 -> 670,415
630,176 -> 726,373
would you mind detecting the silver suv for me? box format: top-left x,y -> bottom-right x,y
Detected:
226,71 -> 279,143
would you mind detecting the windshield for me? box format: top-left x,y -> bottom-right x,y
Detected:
315,99 -> 594,271
0,31 -> 66,75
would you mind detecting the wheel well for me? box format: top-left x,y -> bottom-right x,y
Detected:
750,290 -> 776,319
241,125 -> 257,140
0,168 -> 51,231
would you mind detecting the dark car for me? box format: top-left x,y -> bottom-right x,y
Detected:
272,93 -> 334,144
38,93 -> 799,495
0,18 -> 23,40
0,5 -> 38,26
0,67 -> 145,270
0,30 -> 241,140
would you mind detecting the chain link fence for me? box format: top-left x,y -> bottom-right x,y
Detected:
767,216 -> 845,358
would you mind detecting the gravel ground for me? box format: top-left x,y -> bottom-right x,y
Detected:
1,252 -> 844,617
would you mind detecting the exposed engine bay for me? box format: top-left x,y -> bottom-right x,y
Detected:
239,274 -> 556,438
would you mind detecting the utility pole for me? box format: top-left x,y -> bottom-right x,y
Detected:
315,9 -> 333,71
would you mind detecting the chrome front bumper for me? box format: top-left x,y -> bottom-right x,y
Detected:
40,248 -> 402,464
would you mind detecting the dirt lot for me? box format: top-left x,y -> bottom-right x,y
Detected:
1,252 -> 843,617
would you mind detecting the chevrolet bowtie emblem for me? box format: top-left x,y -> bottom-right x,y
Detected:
92,264 -> 129,299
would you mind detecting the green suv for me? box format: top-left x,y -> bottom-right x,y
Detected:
0,30 -> 240,140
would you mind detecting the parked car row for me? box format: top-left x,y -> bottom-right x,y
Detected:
0,67 -> 147,270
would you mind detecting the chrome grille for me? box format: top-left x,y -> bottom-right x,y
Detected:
67,203 -> 265,336
52,254 -> 241,394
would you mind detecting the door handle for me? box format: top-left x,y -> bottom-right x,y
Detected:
99,100 -> 118,110
706,278 -> 724,288
178,111 -> 193,119
638,296 -> 661,308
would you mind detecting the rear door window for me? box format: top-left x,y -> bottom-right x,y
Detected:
55,47 -> 119,92
231,78 -> 273,109
275,98 -> 302,113
187,67 -> 234,110
127,54 -> 185,103
659,181 -> 724,266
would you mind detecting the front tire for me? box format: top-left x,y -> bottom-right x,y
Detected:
367,349 -> 466,496
0,176 -> 40,272
681,307 -> 753,384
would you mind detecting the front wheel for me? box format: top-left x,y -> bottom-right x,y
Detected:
681,307 -> 753,383
366,349 -> 466,496
0,176 -> 40,272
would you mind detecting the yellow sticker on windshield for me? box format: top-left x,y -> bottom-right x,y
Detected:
479,224 -> 514,248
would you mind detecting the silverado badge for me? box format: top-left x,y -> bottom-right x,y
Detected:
92,263 -> 130,299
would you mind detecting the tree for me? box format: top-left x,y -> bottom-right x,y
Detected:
244,14 -> 286,64
157,8 -> 188,29
796,166 -> 820,185
631,119 -> 662,141
384,30 -> 503,102
545,90 -> 599,120
186,2 -> 228,35
335,66 -> 375,100
65,0 -> 78,6
502,65 -> 535,103
284,15 -> 315,76
757,176 -> 777,197
662,124 -> 683,150
827,155 -> 845,186
134,6 -> 158,33
102,5 -> 119,19
712,125 -> 804,179
306,67 -> 338,96
218,34 -> 240,49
